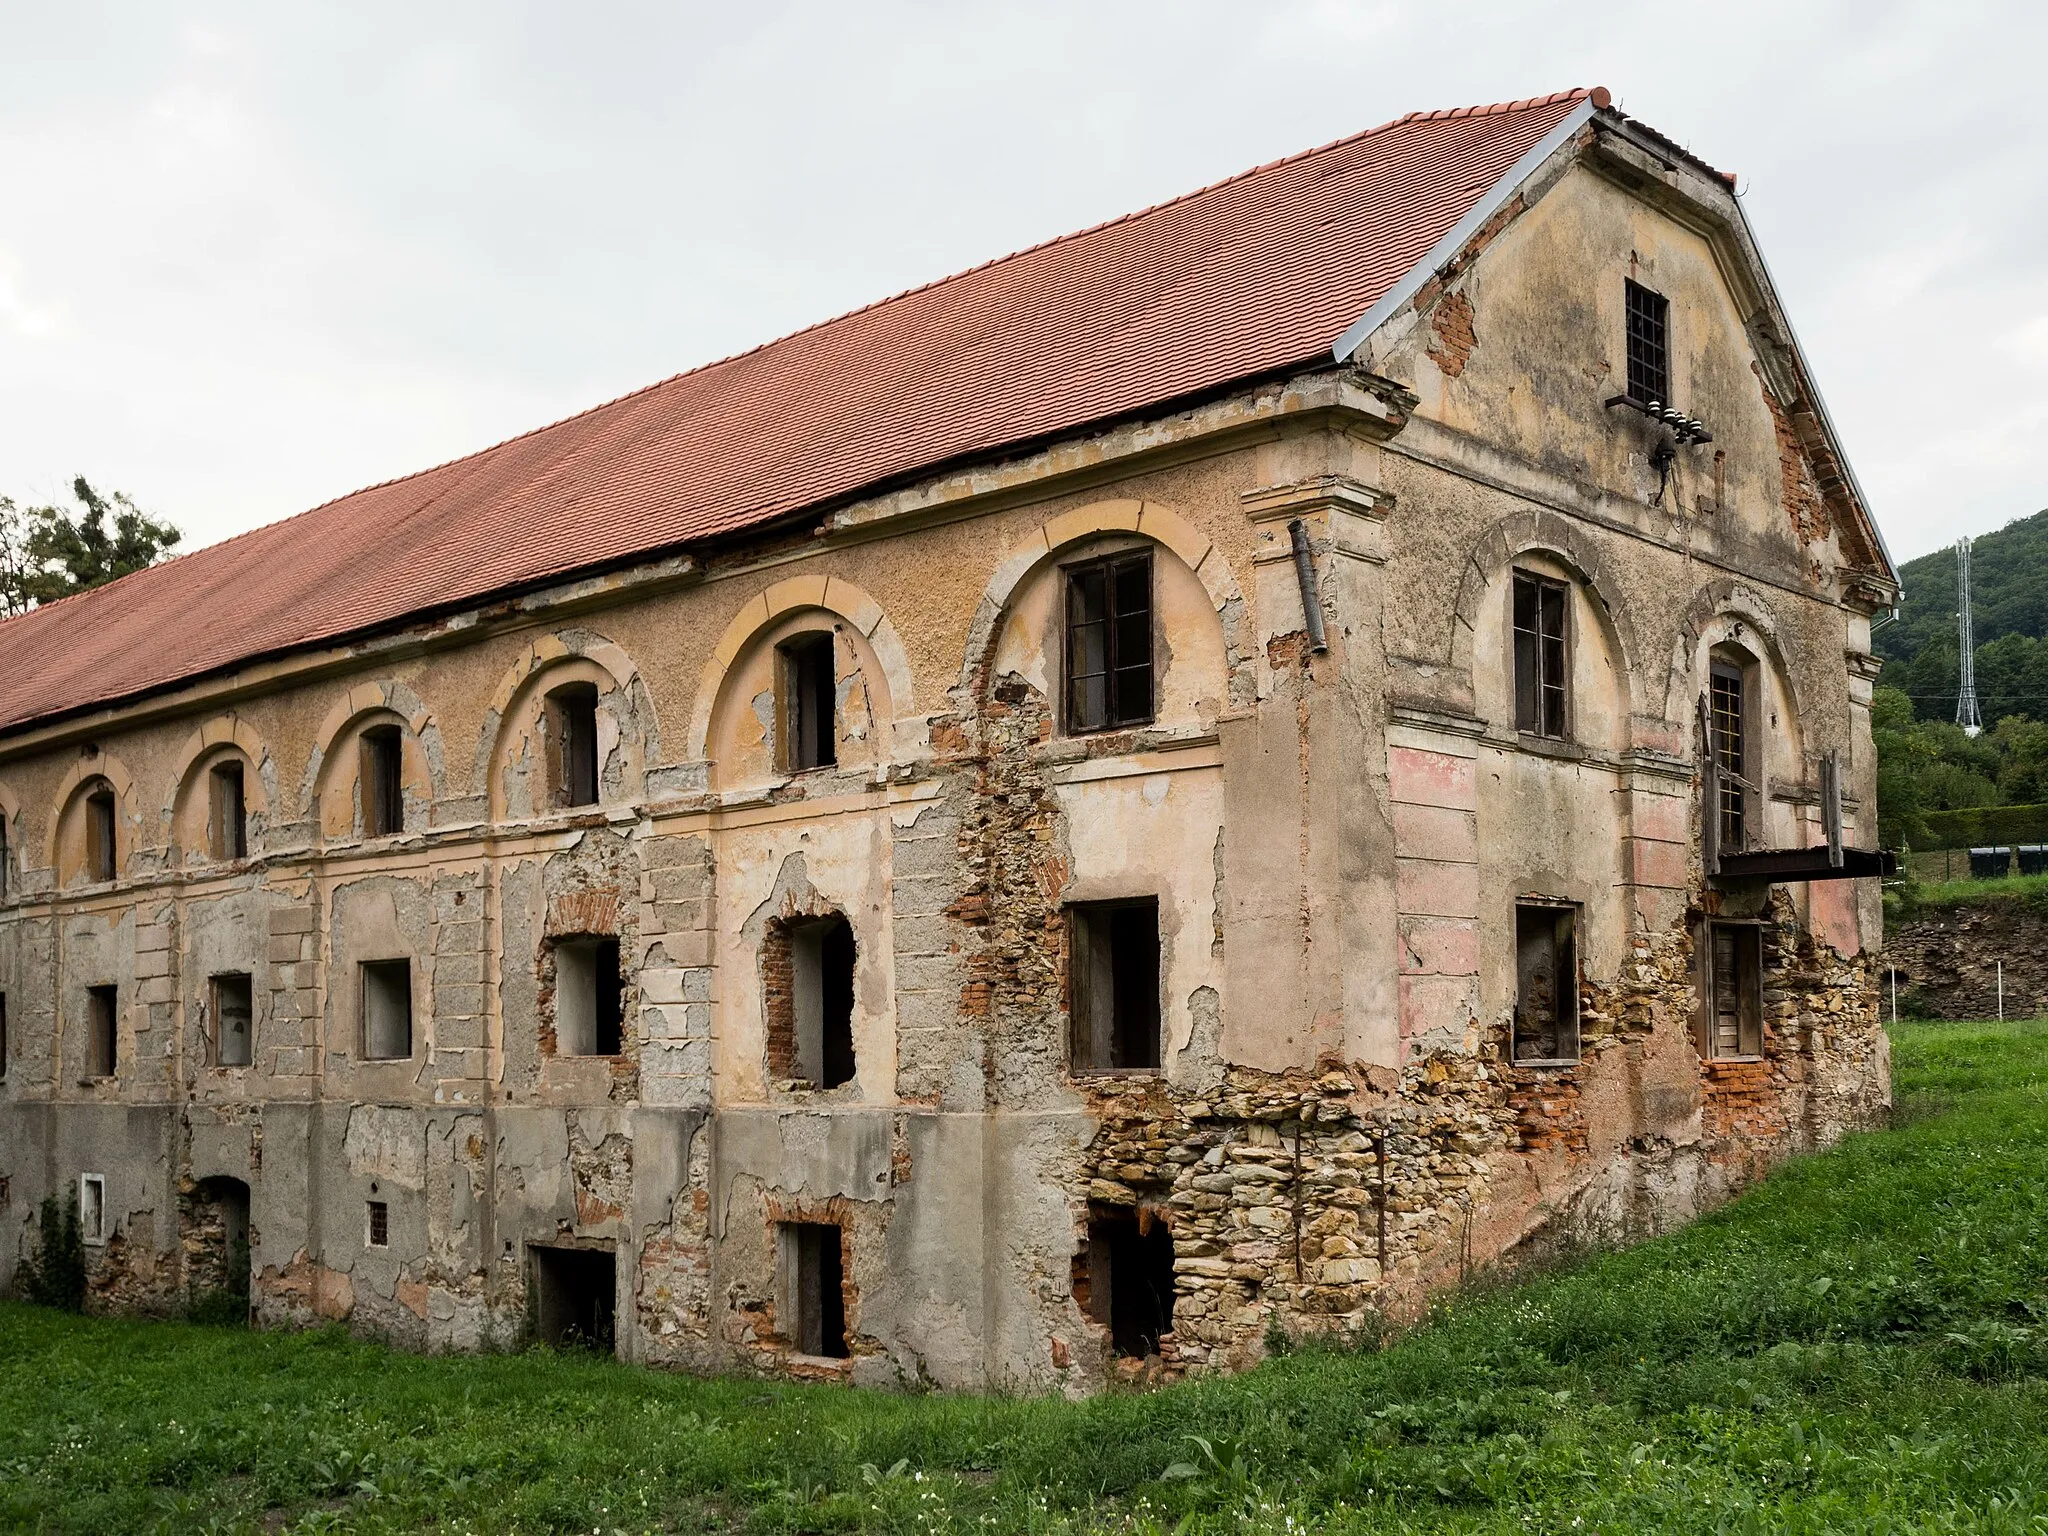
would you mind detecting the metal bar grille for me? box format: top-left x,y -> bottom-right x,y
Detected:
1625,279 -> 1670,405
1710,667 -> 1745,851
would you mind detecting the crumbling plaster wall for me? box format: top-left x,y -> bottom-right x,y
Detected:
0,146 -> 1888,1384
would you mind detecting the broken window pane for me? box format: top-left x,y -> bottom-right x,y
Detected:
779,633 -> 838,772
208,761 -> 248,860
1511,572 -> 1569,738
212,973 -> 254,1068
360,959 -> 413,1060
360,726 -> 404,836
1069,899 -> 1161,1072
782,1222 -> 848,1358
1064,551 -> 1153,733
547,683 -> 600,807
1625,279 -> 1671,405
86,984 -> 117,1076
553,936 -> 623,1056
1513,903 -> 1579,1062
1710,662 -> 1747,852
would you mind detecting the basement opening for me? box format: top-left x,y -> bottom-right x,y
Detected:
781,1221 -> 848,1359
1078,1204 -> 1175,1357
1068,898 -> 1161,1073
530,1244 -> 617,1352
553,936 -> 623,1056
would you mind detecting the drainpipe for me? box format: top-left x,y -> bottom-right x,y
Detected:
1287,519 -> 1328,654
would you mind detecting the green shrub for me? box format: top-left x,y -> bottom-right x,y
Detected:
15,1194 -> 86,1312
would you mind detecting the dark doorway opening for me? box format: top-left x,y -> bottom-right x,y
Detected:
1068,899 -> 1161,1072
1080,1205 -> 1175,1357
186,1175 -> 251,1324
783,1221 -> 848,1358
531,1245 -> 617,1352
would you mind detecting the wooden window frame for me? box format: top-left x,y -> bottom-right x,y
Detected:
85,785 -> 117,882
208,760 -> 248,861
545,683 -> 601,809
1067,897 -> 1162,1075
1708,656 -> 1757,855
359,726 -> 405,837
777,632 -> 838,773
1511,571 -> 1571,740
1625,278 -> 1671,405
1696,919 -> 1765,1061
1512,900 -> 1581,1064
1062,549 -> 1156,736
86,984 -> 118,1078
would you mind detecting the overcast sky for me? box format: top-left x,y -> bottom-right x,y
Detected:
3,1 -> 2042,569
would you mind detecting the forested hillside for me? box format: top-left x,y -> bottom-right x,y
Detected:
1876,507 -> 2048,723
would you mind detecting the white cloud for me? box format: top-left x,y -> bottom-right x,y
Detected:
1,0 -> 2043,562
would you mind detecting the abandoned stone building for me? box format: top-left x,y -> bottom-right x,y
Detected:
0,88 -> 1899,1390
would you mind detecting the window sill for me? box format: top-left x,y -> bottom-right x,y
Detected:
1705,1054 -> 1765,1066
1510,1057 -> 1581,1069
1070,1067 -> 1163,1080
1511,733 -> 1586,762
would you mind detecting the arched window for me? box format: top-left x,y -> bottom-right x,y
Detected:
777,633 -> 837,772
84,781 -> 118,881
544,682 -> 600,808
1706,646 -> 1760,854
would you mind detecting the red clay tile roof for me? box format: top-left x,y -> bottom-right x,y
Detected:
0,89 -> 1596,735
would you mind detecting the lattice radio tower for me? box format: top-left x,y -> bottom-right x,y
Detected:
1956,535 -> 1983,736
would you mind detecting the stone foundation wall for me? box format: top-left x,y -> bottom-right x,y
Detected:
1882,900 -> 2048,1021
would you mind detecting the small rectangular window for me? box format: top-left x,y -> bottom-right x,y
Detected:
1069,899 -> 1161,1072
1513,903 -> 1580,1063
1511,572 -> 1569,738
1625,279 -> 1671,405
360,960 -> 413,1060
1710,662 -> 1747,853
1701,923 -> 1764,1059
547,684 -> 600,807
212,973 -> 254,1068
360,726 -> 404,836
86,788 -> 117,881
86,984 -> 117,1077
553,937 -> 623,1056
80,1173 -> 107,1245
208,762 -> 248,860
781,1221 -> 848,1358
367,1200 -> 389,1247
779,633 -> 838,772
1065,551 -> 1154,734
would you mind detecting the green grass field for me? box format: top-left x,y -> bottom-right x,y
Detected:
6,1020 -> 2048,1534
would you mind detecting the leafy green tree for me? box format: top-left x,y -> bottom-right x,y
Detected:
23,478 -> 180,605
1990,716 -> 2048,805
0,478 -> 180,615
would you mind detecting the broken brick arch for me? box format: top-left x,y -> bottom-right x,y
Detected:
302,681 -> 446,842
480,632 -> 654,820
163,715 -> 274,864
957,498 -> 1248,731
687,574 -> 917,787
